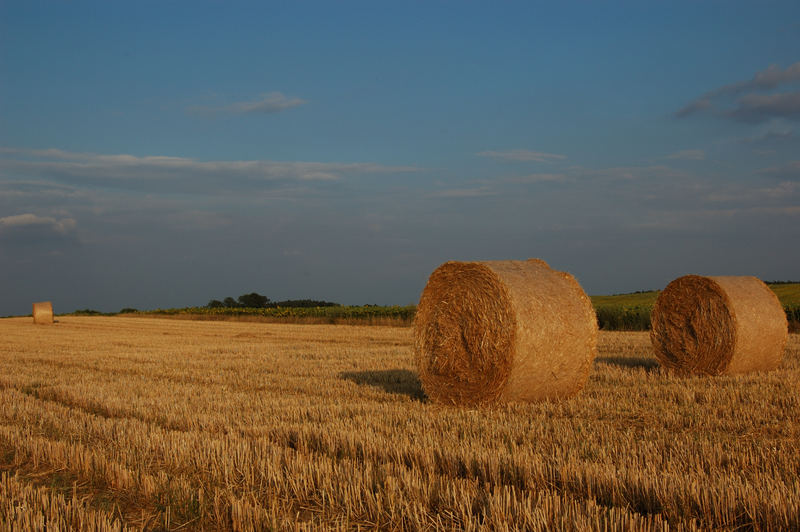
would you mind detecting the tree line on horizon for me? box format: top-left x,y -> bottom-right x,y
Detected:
207,292 -> 339,309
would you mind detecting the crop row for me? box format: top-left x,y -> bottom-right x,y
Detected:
101,303 -> 800,332
140,304 -> 416,322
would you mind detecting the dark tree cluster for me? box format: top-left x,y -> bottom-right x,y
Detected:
274,299 -> 339,308
207,293 -> 339,309
207,292 -> 270,308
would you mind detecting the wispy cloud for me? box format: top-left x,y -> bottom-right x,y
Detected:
665,149 -> 705,161
675,98 -> 713,118
0,213 -> 78,247
704,63 -> 799,98
477,149 -> 566,162
429,186 -> 497,198
727,92 -> 800,123
0,147 -> 418,192
737,124 -> 794,144
758,160 -> 800,180
761,180 -> 799,198
634,205 -> 800,231
506,173 -> 567,183
186,91 -> 307,116
676,62 -> 800,123
705,180 -> 799,203
0,213 -> 76,233
583,165 -> 689,181
0,180 -> 83,201
502,164 -> 688,187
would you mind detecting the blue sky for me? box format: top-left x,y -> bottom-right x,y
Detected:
1,1 -> 799,315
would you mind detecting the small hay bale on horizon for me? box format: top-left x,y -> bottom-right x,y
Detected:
32,301 -> 54,325
414,258 -> 598,406
650,275 -> 787,376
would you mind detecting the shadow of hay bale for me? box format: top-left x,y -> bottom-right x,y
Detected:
340,369 -> 425,401
595,356 -> 659,371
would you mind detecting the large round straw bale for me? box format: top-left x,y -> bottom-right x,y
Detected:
650,275 -> 787,375
32,301 -> 54,325
414,259 -> 598,406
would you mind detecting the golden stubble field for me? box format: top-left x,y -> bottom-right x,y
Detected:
0,317 -> 798,531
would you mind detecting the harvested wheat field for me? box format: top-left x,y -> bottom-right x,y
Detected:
0,317 -> 798,531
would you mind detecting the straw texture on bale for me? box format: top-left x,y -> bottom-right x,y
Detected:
414,259 -> 598,406
32,301 -> 54,325
650,275 -> 787,376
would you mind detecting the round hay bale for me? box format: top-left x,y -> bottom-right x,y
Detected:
650,275 -> 787,375
32,301 -> 54,325
414,259 -> 598,406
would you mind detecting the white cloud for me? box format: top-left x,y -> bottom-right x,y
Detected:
477,149 -> 566,162
665,149 -> 705,161
582,165 -> 689,181
0,180 -> 81,200
0,213 -> 77,235
706,181 -> 799,203
507,173 -> 567,183
429,186 -> 497,198
0,147 -> 418,188
187,91 -> 307,116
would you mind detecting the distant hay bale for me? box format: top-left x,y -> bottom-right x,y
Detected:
414,259 -> 598,406
32,301 -> 54,325
650,275 -> 788,376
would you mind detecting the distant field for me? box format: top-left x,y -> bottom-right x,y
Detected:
0,317 -> 798,529
62,282 -> 800,331
591,282 -> 800,308
769,282 -> 800,306
118,304 -> 417,326
589,290 -> 660,308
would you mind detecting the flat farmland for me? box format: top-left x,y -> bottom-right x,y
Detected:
0,317 -> 798,531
